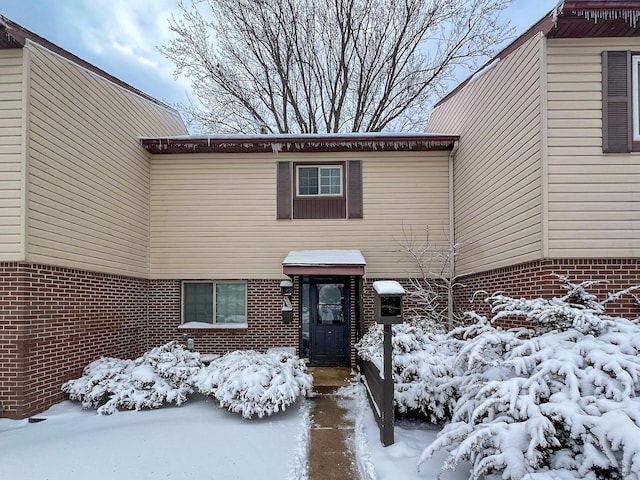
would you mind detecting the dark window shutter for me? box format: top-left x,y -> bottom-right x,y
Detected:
347,160 -> 363,219
276,161 -> 292,219
602,50 -> 632,153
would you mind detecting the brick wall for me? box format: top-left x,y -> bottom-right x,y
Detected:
455,259 -> 640,328
4,259 -> 637,419
148,279 -> 299,356
0,263 -> 148,419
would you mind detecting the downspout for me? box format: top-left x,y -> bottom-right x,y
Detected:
448,140 -> 459,326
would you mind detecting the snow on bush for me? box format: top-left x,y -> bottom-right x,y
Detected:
418,277 -> 640,480
356,318 -> 461,424
193,349 -> 313,419
62,341 -> 202,414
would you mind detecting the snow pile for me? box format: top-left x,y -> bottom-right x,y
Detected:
62,341 -> 202,415
417,277 -> 640,480
193,349 -> 313,419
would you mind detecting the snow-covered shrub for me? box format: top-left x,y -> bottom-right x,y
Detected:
193,349 -> 313,419
62,341 -> 202,414
419,278 -> 640,480
356,318 -> 461,424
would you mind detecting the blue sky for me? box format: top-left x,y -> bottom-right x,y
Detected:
1,0 -> 559,109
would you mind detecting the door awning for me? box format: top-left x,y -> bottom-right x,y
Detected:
282,250 -> 366,276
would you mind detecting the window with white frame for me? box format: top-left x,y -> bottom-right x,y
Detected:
632,55 -> 640,142
182,281 -> 247,325
296,165 -> 342,196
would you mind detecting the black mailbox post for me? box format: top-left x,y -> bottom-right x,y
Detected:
373,280 -> 405,446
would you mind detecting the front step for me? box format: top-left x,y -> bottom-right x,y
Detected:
308,367 -> 352,394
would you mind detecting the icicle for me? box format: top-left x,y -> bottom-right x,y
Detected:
552,0 -> 564,26
572,8 -> 640,28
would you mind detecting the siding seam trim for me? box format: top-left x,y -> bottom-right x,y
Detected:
540,33 -> 550,259
20,45 -> 31,262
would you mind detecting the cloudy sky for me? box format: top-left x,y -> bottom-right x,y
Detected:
1,0 -> 560,110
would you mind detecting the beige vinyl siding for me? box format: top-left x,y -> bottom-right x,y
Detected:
25,42 -> 186,277
427,34 -> 544,275
150,151 -> 449,279
547,38 -> 640,258
0,49 -> 25,261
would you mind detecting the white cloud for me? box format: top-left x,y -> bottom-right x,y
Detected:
56,0 -> 193,105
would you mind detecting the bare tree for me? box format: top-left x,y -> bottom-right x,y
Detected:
161,0 -> 512,133
399,225 -> 464,328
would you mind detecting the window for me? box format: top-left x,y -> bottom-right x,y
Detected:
602,50 -> 640,152
633,55 -> 640,142
297,165 -> 342,196
276,160 -> 362,219
182,281 -> 247,325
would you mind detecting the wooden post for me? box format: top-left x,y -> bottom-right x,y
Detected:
381,323 -> 394,446
372,280 -> 404,447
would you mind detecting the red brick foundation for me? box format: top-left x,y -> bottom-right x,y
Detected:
0,263 -> 148,419
455,259 -> 640,328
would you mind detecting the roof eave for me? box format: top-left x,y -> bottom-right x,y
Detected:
140,133 -> 460,154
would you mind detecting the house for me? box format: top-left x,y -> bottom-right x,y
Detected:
425,0 -> 640,324
0,16 -> 457,419
1,0 -> 639,420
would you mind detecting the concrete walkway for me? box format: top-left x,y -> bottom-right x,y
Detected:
307,368 -> 358,480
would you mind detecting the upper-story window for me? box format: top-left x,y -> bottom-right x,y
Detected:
277,160 -> 362,220
632,55 -> 640,143
297,165 -> 343,196
602,50 -> 640,152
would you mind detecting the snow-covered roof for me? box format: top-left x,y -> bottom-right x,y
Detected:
140,133 -> 459,155
282,250 -> 366,276
372,280 -> 406,296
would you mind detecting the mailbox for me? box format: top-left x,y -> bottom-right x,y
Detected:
280,280 -> 294,323
373,280 -> 405,324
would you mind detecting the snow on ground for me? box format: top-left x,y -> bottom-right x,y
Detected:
0,394 -> 311,480
0,383 -> 455,480
342,383 -> 470,480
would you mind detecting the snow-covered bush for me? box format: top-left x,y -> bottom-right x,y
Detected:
62,341 -> 202,414
356,318 -> 461,424
419,278 -> 640,480
193,349 -> 313,419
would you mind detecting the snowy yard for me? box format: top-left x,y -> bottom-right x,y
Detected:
3,277 -> 640,479
0,385 -> 459,480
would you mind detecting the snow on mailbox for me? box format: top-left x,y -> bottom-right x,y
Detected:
373,280 -> 405,324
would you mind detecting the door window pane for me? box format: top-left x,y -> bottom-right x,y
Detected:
301,279 -> 310,358
317,283 -> 344,324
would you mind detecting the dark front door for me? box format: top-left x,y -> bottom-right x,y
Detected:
309,278 -> 350,366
